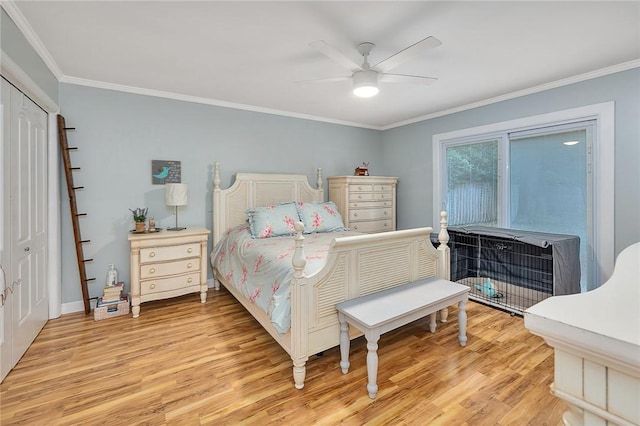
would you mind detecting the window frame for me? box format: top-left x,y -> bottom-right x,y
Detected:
432,102 -> 614,288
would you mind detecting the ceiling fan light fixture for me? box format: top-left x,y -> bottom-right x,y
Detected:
353,70 -> 379,98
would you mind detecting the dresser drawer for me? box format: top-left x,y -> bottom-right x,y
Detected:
350,208 -> 392,221
351,220 -> 393,233
351,192 -> 392,202
349,200 -> 392,209
140,258 -> 201,279
374,184 -> 394,192
348,184 -> 373,192
140,243 -> 200,263
141,272 -> 201,295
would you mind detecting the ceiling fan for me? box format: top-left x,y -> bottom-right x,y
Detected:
305,36 -> 441,98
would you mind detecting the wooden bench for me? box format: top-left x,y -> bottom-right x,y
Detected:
336,277 -> 469,398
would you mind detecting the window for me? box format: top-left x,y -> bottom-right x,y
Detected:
433,103 -> 614,290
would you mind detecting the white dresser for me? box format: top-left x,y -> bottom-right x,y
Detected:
328,176 -> 397,233
128,227 -> 210,317
525,242 -> 640,426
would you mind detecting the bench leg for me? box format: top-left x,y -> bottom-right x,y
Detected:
429,313 -> 437,333
364,329 -> 381,399
439,307 -> 448,322
458,298 -> 468,347
338,314 -> 350,374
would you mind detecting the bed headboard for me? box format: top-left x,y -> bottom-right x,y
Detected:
212,162 -> 324,247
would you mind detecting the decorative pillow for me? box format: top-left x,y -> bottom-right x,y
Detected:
246,202 -> 300,239
296,201 -> 346,234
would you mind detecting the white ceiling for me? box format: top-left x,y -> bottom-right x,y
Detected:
8,1 -> 640,129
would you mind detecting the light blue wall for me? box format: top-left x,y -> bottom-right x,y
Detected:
58,83 -> 382,303
4,6 -> 638,304
380,68 -> 640,257
1,8 -> 58,103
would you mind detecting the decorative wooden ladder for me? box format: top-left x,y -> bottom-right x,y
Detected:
58,114 -> 94,314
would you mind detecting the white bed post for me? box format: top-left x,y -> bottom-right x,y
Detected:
290,222 -> 309,389
316,167 -> 324,199
437,210 -> 451,322
212,162 -> 221,290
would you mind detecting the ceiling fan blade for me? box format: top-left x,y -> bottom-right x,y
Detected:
309,40 -> 362,72
374,36 -> 442,72
379,73 -> 437,85
296,76 -> 351,85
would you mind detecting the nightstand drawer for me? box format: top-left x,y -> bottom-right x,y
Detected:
140,258 -> 201,279
351,220 -> 393,233
141,272 -> 201,295
350,208 -> 392,221
140,243 -> 200,263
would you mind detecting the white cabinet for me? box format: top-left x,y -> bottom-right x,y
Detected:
524,242 -> 640,426
328,176 -> 398,233
128,228 -> 210,317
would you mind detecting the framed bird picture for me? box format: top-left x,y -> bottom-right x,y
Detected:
151,160 -> 181,184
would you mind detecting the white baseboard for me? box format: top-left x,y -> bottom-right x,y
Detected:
60,300 -> 89,315
59,280 -> 217,316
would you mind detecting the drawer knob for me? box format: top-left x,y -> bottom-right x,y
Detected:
187,277 -> 193,283
149,283 -> 156,290
354,213 -> 358,217
358,186 -> 363,190
384,211 -> 388,215
187,262 -> 193,268
384,223 -> 388,227
354,225 -> 358,230
149,252 -> 156,258
358,195 -> 362,199
149,268 -> 155,274
187,248 -> 193,254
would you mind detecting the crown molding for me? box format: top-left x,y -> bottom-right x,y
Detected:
1,50 -> 58,112
383,59 -> 640,130
59,75 -> 382,130
1,1 -> 63,80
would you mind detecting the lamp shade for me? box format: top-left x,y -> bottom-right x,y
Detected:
165,183 -> 188,206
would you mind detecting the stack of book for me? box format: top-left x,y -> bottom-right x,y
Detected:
97,282 -> 126,311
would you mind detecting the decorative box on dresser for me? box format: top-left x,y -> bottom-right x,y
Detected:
328,176 -> 398,233
128,227 -> 210,317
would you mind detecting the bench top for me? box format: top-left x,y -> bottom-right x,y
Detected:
336,277 -> 469,328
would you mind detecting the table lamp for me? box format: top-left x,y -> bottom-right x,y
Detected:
165,183 -> 187,231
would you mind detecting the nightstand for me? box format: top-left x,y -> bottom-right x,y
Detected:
128,227 -> 210,318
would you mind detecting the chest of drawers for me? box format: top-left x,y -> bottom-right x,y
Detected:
128,227 -> 210,317
328,176 -> 398,233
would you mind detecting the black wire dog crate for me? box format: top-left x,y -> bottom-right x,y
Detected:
440,226 -> 581,315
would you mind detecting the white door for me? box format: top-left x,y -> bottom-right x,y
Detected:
1,78 -> 12,381
0,79 -> 49,381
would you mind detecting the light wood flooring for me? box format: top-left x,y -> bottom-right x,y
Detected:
0,287 -> 566,425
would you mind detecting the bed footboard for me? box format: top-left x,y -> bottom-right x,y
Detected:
288,212 -> 450,388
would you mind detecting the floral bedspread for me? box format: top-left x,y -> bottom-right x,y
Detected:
210,224 -> 359,334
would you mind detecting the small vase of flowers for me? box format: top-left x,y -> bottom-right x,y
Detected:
129,207 -> 148,232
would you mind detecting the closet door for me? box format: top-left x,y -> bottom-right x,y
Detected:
0,79 -> 49,381
1,78 -> 12,381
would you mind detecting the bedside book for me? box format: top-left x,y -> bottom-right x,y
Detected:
96,295 -> 128,307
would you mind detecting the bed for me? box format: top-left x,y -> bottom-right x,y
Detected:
210,162 -> 451,389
